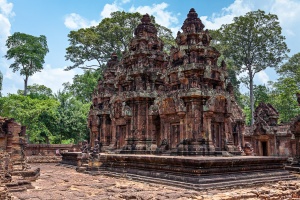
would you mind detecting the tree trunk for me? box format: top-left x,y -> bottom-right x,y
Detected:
249,72 -> 254,125
24,75 -> 29,96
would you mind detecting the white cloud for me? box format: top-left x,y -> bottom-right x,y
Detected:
200,0 -> 253,30
64,13 -> 98,29
100,2 -> 121,19
0,0 -> 14,17
0,0 -> 14,96
256,70 -> 270,85
121,0 -> 130,5
0,0 -> 13,52
29,64 -> 79,93
129,3 -> 178,28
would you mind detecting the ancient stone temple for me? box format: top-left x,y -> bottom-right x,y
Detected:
88,8 -> 245,155
244,103 -> 295,156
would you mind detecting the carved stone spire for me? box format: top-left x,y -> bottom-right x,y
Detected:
181,8 -> 205,33
134,14 -> 157,37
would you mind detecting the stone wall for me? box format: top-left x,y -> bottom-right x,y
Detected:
26,156 -> 62,163
25,144 -> 80,156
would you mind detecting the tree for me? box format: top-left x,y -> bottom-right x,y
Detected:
254,84 -> 271,107
5,32 -> 49,96
54,91 -> 90,143
65,11 -> 174,71
17,84 -> 54,100
277,53 -> 300,86
63,69 -> 101,103
0,94 -> 59,143
271,78 -> 300,123
216,10 -> 289,125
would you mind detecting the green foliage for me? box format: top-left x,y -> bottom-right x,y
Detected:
5,32 -> 49,95
216,10 -> 289,124
277,53 -> 300,85
271,78 -> 300,123
54,91 -> 90,143
239,94 -> 251,125
63,69 -> 101,103
0,92 -> 90,144
17,84 -> 54,100
253,85 -> 271,107
65,11 -> 174,71
0,94 -> 59,143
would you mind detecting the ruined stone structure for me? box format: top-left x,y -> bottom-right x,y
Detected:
244,103 -> 296,156
88,8 -> 245,155
0,117 -> 27,171
0,117 -> 40,192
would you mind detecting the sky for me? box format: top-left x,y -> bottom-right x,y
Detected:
1,0 -> 300,96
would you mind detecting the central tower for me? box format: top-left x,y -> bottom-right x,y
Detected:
88,8 -> 245,155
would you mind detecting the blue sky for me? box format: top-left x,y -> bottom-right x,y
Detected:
1,0 -> 300,96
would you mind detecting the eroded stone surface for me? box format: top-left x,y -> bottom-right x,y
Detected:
11,163 -> 300,200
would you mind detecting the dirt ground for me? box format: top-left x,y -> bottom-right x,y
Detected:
11,163 -> 300,200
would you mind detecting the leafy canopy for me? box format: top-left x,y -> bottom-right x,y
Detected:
277,53 -> 300,86
5,32 -> 49,95
63,69 -> 101,103
65,11 -> 175,71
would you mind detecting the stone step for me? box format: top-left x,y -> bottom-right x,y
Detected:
97,169 -> 297,190
99,166 -> 292,184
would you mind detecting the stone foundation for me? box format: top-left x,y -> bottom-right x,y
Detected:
86,154 -> 296,189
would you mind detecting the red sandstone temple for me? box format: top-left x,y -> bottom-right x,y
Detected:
88,8 -> 245,155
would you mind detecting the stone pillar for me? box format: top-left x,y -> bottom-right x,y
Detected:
204,111 -> 215,152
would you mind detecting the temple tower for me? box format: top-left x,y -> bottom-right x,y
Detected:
88,9 -> 245,155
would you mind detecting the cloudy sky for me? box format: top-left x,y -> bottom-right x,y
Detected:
1,0 -> 300,96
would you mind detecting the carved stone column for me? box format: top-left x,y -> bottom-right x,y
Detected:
204,111 -> 215,152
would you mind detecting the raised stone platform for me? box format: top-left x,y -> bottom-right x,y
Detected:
93,154 -> 296,189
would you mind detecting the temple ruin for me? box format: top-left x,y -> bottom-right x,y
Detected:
0,117 -> 40,192
244,103 -> 296,157
88,8 -> 245,155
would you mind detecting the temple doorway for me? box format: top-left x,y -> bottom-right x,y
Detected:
261,141 -> 268,156
212,123 -> 223,150
117,125 -> 126,148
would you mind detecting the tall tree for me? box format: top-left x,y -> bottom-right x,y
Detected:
216,10 -> 289,125
5,32 -> 49,96
65,11 -> 174,71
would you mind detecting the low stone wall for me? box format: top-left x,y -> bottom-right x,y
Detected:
25,144 -> 80,156
26,156 -> 62,163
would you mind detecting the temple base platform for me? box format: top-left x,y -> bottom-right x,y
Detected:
95,154 -> 296,189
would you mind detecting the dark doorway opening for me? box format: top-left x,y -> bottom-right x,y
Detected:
261,141 -> 268,156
